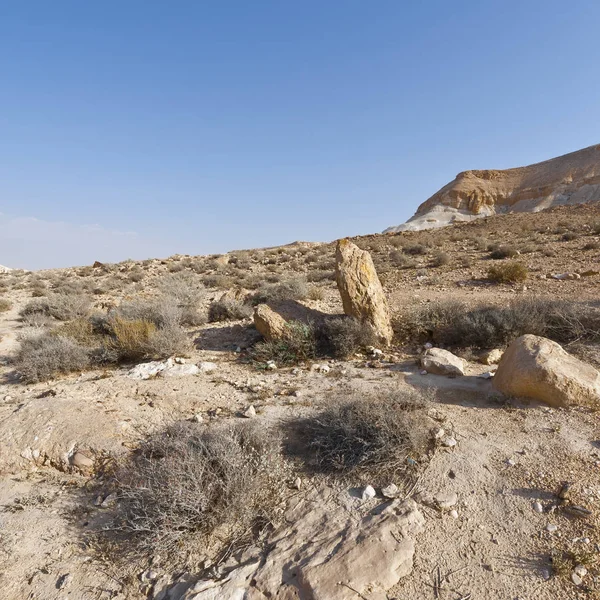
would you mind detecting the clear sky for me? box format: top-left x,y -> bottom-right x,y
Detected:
1,1 -> 599,270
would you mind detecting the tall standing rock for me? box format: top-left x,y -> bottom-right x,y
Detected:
335,239 -> 393,346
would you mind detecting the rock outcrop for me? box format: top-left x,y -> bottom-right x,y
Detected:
0,264 -> 12,274
385,143 -> 600,232
421,348 -> 466,377
335,239 -> 393,345
253,304 -> 288,341
493,334 -> 600,407
156,495 -> 424,600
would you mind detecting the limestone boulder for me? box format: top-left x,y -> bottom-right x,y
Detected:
493,334 -> 600,407
335,239 -> 393,345
254,304 -> 288,341
479,348 -> 503,365
421,348 -> 466,377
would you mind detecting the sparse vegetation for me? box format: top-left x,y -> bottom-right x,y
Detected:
319,317 -> 376,358
252,277 -> 309,305
487,261 -> 528,283
431,251 -> 450,267
208,298 -> 252,322
251,321 -> 317,365
0,298 -> 12,312
101,421 -> 287,564
488,244 -> 518,259
20,294 -> 91,322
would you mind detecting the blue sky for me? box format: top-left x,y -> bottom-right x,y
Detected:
1,1 -> 599,269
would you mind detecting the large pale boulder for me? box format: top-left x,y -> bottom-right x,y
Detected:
253,304 -> 288,341
335,239 -> 393,345
421,348 -> 466,377
493,334 -> 600,407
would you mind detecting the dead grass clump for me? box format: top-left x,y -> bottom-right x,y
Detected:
14,334 -> 90,383
286,391 -> 430,486
306,270 -> 335,282
319,317 -> 376,358
402,243 -> 428,256
389,250 -> 417,269
208,298 -> 252,322
110,318 -> 157,361
0,298 -> 12,312
487,261 -> 528,283
101,421 -> 287,564
431,251 -> 451,267
251,321 -> 317,366
307,285 -> 325,301
583,241 -> 600,251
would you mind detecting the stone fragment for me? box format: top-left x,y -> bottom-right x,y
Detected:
335,239 -> 393,345
362,485 -> 376,501
493,335 -> 600,408
243,405 -> 256,418
420,348 -> 466,377
253,304 -> 288,341
382,484 -> 400,499
197,362 -> 218,373
480,348 -> 503,365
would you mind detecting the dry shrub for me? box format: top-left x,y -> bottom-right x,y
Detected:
14,334 -> 90,382
208,298 -> 252,322
487,261 -> 528,283
252,277 -> 309,305
0,298 -> 12,312
488,245 -> 518,259
307,285 -> 325,301
202,274 -> 233,289
251,321 -> 317,366
101,421 -> 287,564
111,318 -> 157,361
319,316 -> 376,358
20,294 -> 91,321
402,243 -> 428,256
306,269 -> 335,282
431,251 -> 450,267
389,250 -> 416,269
286,391 -> 431,486
396,298 -> 600,350
146,323 -> 193,358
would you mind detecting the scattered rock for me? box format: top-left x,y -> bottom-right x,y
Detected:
197,361 -> 218,373
253,304 -> 288,341
160,364 -> 200,377
335,239 -> 393,345
574,565 -> 588,578
382,484 -> 400,499
293,477 -> 302,490
493,335 -> 600,408
266,360 -> 277,371
100,493 -> 117,508
243,405 -> 257,418
362,485 -> 377,501
434,491 -> 458,510
546,523 -> 558,533
420,348 -> 466,377
70,452 -> 94,470
442,437 -> 457,448
449,509 -> 459,519
533,502 -> 543,513
549,272 -> 581,280
480,348 -> 503,365
56,573 -> 72,590
127,360 -> 169,380
571,572 -> 583,586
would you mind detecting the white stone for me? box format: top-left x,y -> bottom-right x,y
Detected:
361,485 -> 376,501
449,510 -> 459,519
434,492 -> 458,510
197,361 -> 218,373
160,364 -> 200,377
382,484 -> 399,499
571,572 -> 583,586
266,361 -> 277,370
574,565 -> 587,578
442,437 -> 457,448
243,405 -> 256,418
127,360 -> 170,380
533,502 -> 543,513
421,348 -> 466,377
546,523 -> 558,533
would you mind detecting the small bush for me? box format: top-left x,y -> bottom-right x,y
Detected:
208,298 -> 252,322
583,241 -> 600,251
252,277 -> 309,305
102,421 -> 287,563
286,391 -> 430,486
489,245 -> 517,259
20,294 -> 91,321
431,251 -> 451,267
202,274 -> 233,289
251,321 -> 317,365
146,323 -> 193,358
14,334 -> 90,382
110,318 -> 157,361
308,286 -> 325,301
561,232 -> 578,241
487,262 -> 528,283
403,244 -> 428,256
319,317 -> 376,358
306,270 -> 335,282
0,299 -> 12,313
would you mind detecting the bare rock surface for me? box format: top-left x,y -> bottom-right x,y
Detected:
493,334 -> 600,407
157,492 -> 424,600
421,348 -> 466,377
335,239 -> 393,345
385,143 -> 600,232
253,303 -> 288,341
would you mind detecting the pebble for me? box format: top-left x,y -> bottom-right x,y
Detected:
194,413 -> 204,423
291,368 -> 300,375
434,428 -> 445,440
361,485 -> 376,501
71,452 -> 94,469
449,509 -> 459,519
174,357 -> 185,364
243,405 -> 256,418
533,502 -> 543,513
266,361 -> 277,370
546,523 -> 558,533
434,491 -> 458,510
420,370 -> 428,376
100,493 -> 117,508
197,362 -> 218,373
382,483 -> 399,499
293,477 -> 302,490
574,565 -> 588,578
56,573 -> 72,590
571,572 -> 583,586
442,437 -> 457,448
506,459 -> 516,467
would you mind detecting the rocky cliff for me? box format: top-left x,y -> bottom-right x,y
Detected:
385,143 -> 600,232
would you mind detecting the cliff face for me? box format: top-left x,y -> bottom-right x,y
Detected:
385,144 -> 600,232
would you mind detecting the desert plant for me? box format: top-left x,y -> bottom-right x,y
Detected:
14,333 -> 90,382
431,251 -> 451,267
0,298 -> 12,313
252,277 -> 309,305
251,321 -> 317,365
110,318 -> 157,361
307,286 -> 325,301
286,391 -> 430,486
402,244 -> 428,256
318,317 -> 376,358
489,245 -> 518,259
102,421 -> 287,563
19,294 -> 91,321
583,241 -> 600,251
561,232 -> 578,241
208,298 -> 252,322
487,262 -> 528,283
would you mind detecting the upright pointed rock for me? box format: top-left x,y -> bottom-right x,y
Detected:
335,239 -> 393,346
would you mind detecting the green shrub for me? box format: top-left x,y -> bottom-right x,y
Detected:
251,321 -> 317,365
487,261 -> 528,283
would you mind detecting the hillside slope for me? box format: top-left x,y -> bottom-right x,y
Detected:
385,143 -> 600,232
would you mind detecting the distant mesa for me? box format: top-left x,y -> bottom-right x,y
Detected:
385,143 -> 600,233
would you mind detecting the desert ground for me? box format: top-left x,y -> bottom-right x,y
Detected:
1,202 -> 600,600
